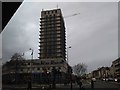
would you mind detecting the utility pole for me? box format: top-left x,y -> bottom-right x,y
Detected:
28,48 -> 34,90
52,67 -> 56,89
67,46 -> 72,90
15,53 -> 24,84
70,67 -> 73,90
67,46 -> 71,63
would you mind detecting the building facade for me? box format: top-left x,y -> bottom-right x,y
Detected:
39,9 -> 68,73
92,67 -> 111,79
39,9 -> 66,60
2,59 -> 67,84
111,58 -> 120,78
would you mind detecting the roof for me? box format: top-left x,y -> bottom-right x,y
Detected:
112,57 -> 120,64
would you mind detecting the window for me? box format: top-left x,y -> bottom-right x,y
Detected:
56,24 -> 61,26
57,54 -> 61,56
41,36 -> 44,38
57,14 -> 60,16
48,67 -> 50,70
56,27 -> 61,30
56,21 -> 60,23
57,49 -> 61,52
56,17 -> 60,20
56,38 -> 61,41
54,10 -> 57,13
57,34 -> 61,37
41,22 -> 45,25
37,68 -> 40,70
57,10 -> 61,14
56,45 -> 61,48
44,11 -> 46,14
41,25 -> 45,28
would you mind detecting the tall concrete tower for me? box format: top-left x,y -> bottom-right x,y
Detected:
39,9 -> 67,73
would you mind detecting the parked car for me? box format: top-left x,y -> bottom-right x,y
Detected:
108,78 -> 114,81
114,78 -> 118,82
105,78 -> 108,81
114,78 -> 120,82
102,78 -> 105,81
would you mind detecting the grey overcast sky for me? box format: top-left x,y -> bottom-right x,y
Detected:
1,1 -> 118,72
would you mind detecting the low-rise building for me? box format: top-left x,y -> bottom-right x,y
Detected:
111,58 -> 120,78
2,59 -> 70,84
92,67 -> 111,79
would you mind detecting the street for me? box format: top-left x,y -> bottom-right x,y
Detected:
83,80 -> 120,90
2,80 -> 120,90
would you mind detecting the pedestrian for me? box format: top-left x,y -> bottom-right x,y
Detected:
80,80 -> 82,88
49,84 -> 52,90
77,78 -> 82,90
27,80 -> 32,90
91,79 -> 94,89
79,80 -> 83,90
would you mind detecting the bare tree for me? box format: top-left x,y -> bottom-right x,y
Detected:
73,63 -> 87,76
11,53 -> 24,61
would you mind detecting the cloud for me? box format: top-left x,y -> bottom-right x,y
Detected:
0,34 -> 2,59
2,2 -> 118,72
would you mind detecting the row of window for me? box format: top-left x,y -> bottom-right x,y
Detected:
19,66 -> 63,73
42,10 -> 60,14
41,15 -> 61,19
40,27 -> 61,30
40,41 -> 62,46
40,32 -> 61,38
40,30 -> 61,35
40,28 -> 62,32
115,68 -> 120,72
40,45 -> 62,48
40,53 -> 63,57
41,50 -> 57,53
40,33 -> 61,37
40,19 -> 61,23
40,22 -> 61,27
40,36 -> 61,40
115,63 -> 120,67
40,38 -> 62,42
41,17 -> 61,22
41,23 -> 61,28
40,49 -> 62,53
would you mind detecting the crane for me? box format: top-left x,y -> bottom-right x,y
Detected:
64,13 -> 80,18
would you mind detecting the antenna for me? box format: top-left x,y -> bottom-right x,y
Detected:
57,4 -> 58,9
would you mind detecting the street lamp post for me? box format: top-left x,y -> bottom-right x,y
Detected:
29,48 -> 33,74
15,53 -> 24,84
67,46 -> 72,90
29,48 -> 34,90
67,46 -> 71,64
29,48 -> 33,60
52,67 -> 56,89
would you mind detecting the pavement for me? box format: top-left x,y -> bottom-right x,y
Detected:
2,80 -> 120,90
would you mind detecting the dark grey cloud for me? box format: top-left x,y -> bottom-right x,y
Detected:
25,0 -> 119,2
65,2 -> 118,72
2,2 -> 118,72
0,34 -> 2,59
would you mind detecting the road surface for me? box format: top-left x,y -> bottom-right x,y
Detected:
2,80 -> 120,90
